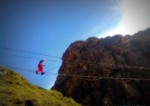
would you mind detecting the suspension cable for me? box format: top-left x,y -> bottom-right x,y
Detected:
2,65 -> 150,81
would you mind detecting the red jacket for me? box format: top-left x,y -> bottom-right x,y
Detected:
38,63 -> 43,70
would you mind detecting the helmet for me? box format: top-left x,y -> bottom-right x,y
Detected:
42,59 -> 45,61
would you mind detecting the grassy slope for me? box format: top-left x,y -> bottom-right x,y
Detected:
0,66 -> 81,106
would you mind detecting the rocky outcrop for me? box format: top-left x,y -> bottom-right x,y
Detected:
52,28 -> 150,106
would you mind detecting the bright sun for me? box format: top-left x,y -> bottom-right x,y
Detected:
99,0 -> 150,38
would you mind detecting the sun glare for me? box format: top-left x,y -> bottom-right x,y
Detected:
98,0 -> 150,38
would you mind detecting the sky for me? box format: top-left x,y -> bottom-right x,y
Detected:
0,0 -> 150,89
99,0 -> 150,37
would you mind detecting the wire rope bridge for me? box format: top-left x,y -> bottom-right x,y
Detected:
2,65 -> 150,81
0,46 -> 150,81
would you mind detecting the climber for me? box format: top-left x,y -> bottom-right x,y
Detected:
36,59 -> 45,75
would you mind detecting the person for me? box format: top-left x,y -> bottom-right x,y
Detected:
36,59 -> 45,75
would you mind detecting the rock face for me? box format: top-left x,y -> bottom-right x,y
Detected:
52,28 -> 150,106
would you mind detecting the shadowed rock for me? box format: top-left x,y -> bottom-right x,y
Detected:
52,28 -> 150,106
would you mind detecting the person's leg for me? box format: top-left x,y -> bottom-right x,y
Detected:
36,69 -> 41,74
40,69 -> 45,75
36,69 -> 41,72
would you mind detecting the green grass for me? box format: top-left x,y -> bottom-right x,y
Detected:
0,66 -> 81,106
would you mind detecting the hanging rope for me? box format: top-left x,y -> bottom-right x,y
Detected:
0,46 -> 60,59
1,50 -> 150,70
0,52 -> 61,62
2,65 -> 150,81
1,46 -> 150,81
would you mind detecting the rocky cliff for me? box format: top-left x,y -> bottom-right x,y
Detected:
52,28 -> 150,106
